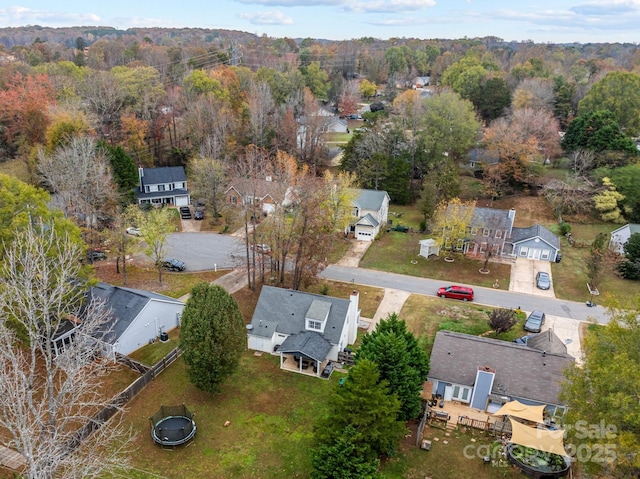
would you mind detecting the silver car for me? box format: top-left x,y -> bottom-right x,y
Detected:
536,271 -> 551,290
524,311 -> 546,333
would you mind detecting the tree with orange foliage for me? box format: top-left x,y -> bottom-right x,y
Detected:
0,72 -> 55,152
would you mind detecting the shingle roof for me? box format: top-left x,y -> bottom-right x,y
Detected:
510,224 -> 560,249
249,286 -> 350,346
526,329 -> 568,355
355,213 -> 379,227
429,331 -> 574,406
471,207 -> 514,232
278,331 -> 333,362
89,282 -> 183,345
352,189 -> 389,211
140,166 -> 186,186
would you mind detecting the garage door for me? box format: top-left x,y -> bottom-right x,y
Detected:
356,231 -> 373,241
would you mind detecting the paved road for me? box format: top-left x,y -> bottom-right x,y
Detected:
163,232 -> 245,271
320,265 -> 610,324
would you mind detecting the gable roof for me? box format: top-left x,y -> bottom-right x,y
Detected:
352,189 -> 389,212
429,331 -> 574,406
355,213 -> 379,228
525,329 -> 568,355
610,223 -> 640,236
140,166 -> 186,186
225,177 -> 288,203
249,286 -> 350,346
89,282 -> 183,345
278,331 -> 333,362
470,207 -> 515,232
510,224 -> 560,249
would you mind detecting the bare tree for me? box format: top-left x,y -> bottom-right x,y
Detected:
188,154 -> 228,222
0,222 -> 132,479
488,308 -> 517,336
247,80 -> 275,149
569,148 -> 596,176
37,136 -> 119,235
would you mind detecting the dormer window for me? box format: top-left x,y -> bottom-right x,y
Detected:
305,299 -> 330,334
308,320 -> 322,330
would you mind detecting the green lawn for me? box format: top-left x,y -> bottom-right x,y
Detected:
122,349 -> 522,479
361,230 -> 512,290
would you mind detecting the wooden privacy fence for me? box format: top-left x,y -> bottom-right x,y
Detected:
66,347 -> 182,453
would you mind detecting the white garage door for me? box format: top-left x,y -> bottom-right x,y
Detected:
356,231 -> 373,241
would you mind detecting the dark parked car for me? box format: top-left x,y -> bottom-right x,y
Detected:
437,285 -> 474,302
536,271 -> 551,290
524,311 -> 546,333
86,250 -> 106,261
179,206 -> 192,219
159,258 -> 186,272
194,210 -> 204,220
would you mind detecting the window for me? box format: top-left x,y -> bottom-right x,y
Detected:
520,247 -> 528,257
308,320 -> 322,331
541,250 -> 550,260
158,184 -> 165,192
483,228 -> 489,237
230,196 -> 237,204
495,230 -> 503,238
471,227 -> 479,235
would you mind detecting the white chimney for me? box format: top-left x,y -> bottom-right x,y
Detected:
348,290 -> 360,344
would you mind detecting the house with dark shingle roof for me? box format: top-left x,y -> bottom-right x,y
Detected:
439,205 -> 561,262
428,331 -> 573,416
347,189 -> 390,241
136,166 -> 190,207
89,282 -> 184,357
508,224 -> 561,262
247,286 -> 360,377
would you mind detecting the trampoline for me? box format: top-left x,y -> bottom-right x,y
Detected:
149,404 -> 196,446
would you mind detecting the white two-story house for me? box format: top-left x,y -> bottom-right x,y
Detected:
136,167 -> 190,207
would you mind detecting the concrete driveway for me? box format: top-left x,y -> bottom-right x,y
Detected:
539,314 -> 583,364
509,257 -> 555,298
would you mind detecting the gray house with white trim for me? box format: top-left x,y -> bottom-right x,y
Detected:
136,166 -> 190,207
428,331 -> 573,415
347,189 -> 390,241
247,286 -> 360,377
508,224 -> 561,262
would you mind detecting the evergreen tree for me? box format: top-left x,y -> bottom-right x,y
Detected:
355,313 -> 429,421
180,283 -> 246,393
311,425 -> 380,479
313,359 -> 405,462
99,141 -> 138,205
562,110 -> 637,156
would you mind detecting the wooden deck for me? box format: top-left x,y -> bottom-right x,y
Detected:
0,446 -> 26,472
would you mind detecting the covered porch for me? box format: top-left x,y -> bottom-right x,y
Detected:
277,331 -> 333,379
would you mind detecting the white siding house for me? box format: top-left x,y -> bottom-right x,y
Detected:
348,189 -> 390,241
136,166 -> 190,207
90,283 -> 185,357
609,223 -> 640,254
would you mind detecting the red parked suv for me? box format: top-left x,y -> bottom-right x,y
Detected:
437,285 -> 474,302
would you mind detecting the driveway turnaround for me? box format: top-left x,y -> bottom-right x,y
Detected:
162,232 -> 245,271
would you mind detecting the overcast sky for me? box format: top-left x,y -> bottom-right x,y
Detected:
2,1 -> 640,44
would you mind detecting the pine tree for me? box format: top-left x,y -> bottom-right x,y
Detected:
355,313 -> 429,420
180,283 -> 246,393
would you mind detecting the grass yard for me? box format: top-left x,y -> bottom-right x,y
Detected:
361,230 -> 512,290
399,295 -> 526,353
121,350 -> 523,479
548,222 -> 640,308
122,353 -> 336,479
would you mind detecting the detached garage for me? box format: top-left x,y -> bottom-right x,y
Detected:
509,225 -> 560,262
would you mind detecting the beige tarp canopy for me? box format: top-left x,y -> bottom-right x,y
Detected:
509,418 -> 568,457
493,400 -> 546,424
